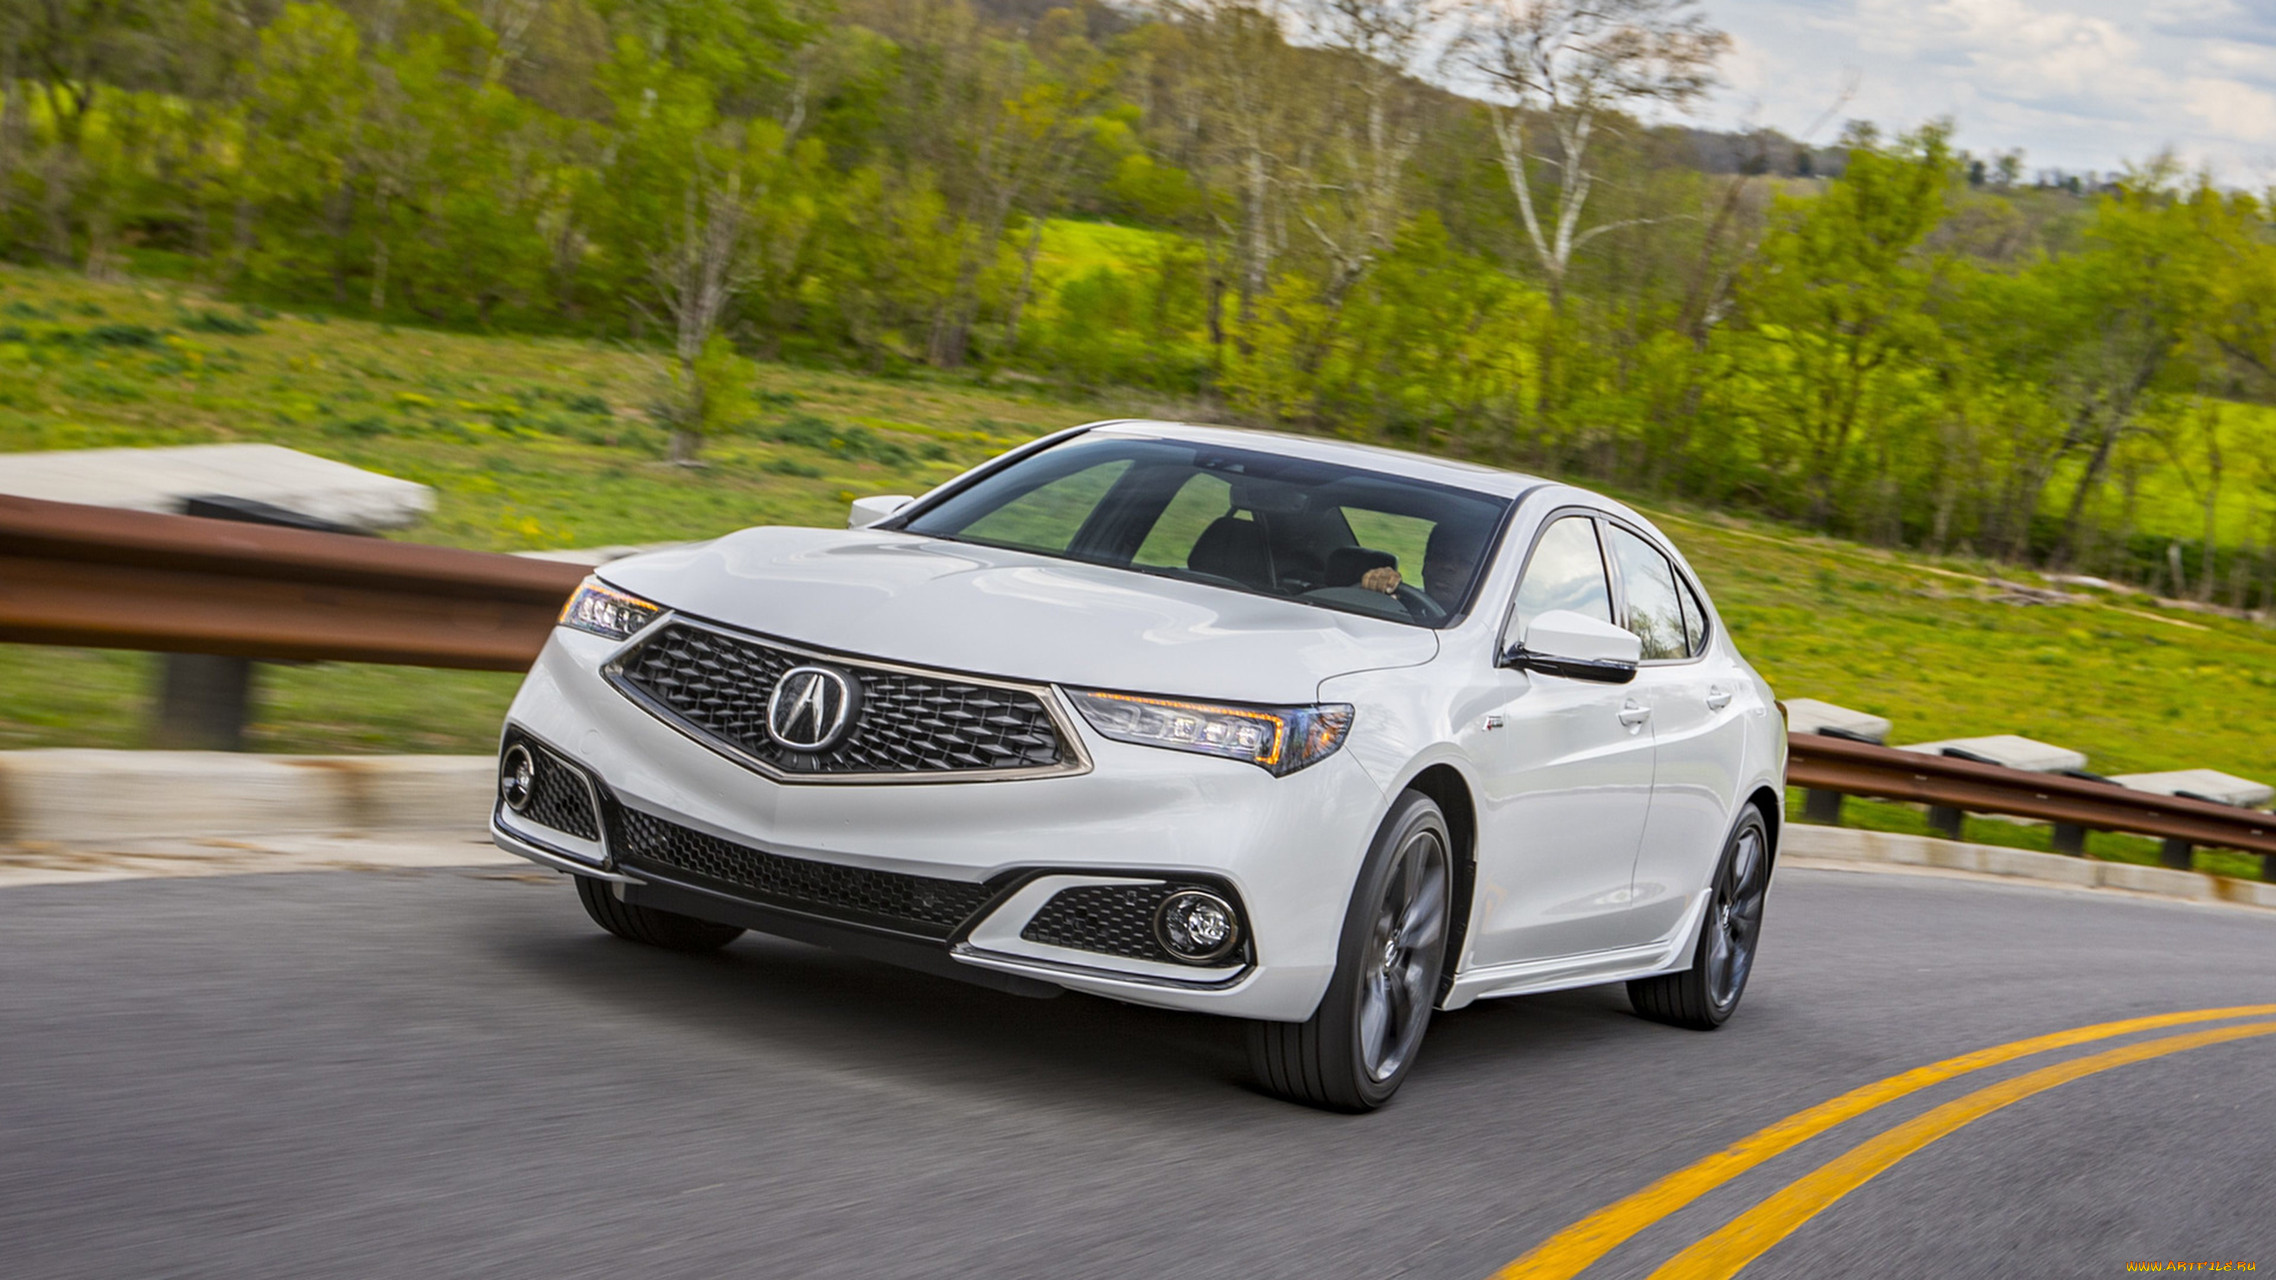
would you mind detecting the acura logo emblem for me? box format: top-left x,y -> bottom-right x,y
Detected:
766,665 -> 859,751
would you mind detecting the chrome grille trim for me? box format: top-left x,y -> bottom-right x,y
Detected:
602,614 -> 1093,785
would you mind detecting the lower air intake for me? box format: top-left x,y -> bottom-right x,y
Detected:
613,808 -> 995,938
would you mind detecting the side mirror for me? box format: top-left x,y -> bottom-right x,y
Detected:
1499,609 -> 1641,684
847,494 -> 915,529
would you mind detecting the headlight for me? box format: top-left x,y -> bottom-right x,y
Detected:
558,577 -> 663,641
1067,689 -> 1353,776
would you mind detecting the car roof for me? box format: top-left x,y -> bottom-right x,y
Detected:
1083,420 -> 1548,500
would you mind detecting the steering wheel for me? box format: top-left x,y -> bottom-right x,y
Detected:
1391,583 -> 1447,624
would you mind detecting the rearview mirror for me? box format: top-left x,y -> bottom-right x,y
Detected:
847,494 -> 915,529
1499,609 -> 1641,684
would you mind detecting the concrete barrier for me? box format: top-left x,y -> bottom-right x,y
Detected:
0,750 -> 493,845
1782,823 -> 2276,910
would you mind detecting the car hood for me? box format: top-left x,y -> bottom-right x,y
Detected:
598,527 -> 1438,704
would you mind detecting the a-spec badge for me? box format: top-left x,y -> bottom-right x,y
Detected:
765,665 -> 861,752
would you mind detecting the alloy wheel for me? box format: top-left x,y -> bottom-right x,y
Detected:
1357,827 -> 1450,1082
1704,823 -> 1769,1010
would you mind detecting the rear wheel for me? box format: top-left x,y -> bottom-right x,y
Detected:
1629,808 -> 1771,1029
573,875 -> 745,953
1250,791 -> 1453,1112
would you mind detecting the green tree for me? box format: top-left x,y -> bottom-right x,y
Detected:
1725,125 -> 1955,527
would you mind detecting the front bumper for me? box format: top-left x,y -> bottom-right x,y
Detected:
494,627 -> 1388,1021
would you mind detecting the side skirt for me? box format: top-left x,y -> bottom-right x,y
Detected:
1438,889 -> 1711,1011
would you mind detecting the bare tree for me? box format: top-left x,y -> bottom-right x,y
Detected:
649,164 -> 751,464
1454,0 -> 1725,312
477,0 -> 543,85
1169,0 -> 1305,336
1292,0 -> 1431,304
2155,397 -> 2227,603
932,22 -> 1110,367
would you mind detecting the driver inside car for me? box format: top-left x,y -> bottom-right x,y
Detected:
1421,521 -> 1483,614
1349,522 -> 1482,613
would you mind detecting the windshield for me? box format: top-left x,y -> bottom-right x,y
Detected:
899,436 -> 1511,628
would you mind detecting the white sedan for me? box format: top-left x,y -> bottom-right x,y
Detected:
493,421 -> 1786,1110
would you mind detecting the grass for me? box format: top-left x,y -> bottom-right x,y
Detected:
0,262 -> 1221,551
4,262 -> 2275,847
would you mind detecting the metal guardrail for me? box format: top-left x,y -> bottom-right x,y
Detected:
4,495 -> 2272,864
0,494 -> 586,670
1787,734 -> 2276,859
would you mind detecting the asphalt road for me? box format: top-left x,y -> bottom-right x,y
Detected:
3,864 -> 2273,1279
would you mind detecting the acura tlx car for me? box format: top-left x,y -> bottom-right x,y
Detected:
492,420 -> 1786,1110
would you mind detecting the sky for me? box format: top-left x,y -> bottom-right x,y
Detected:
1699,0 -> 2276,180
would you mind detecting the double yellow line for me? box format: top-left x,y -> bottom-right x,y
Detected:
1491,1004 -> 2276,1280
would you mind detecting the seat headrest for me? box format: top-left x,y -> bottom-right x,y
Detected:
1187,515 -> 1273,589
1325,546 -> 1397,587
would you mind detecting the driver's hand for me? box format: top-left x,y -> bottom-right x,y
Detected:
1361,566 -> 1402,594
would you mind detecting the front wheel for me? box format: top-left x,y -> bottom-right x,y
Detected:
1250,791 -> 1453,1112
1628,808 -> 1771,1029
573,875 -> 746,953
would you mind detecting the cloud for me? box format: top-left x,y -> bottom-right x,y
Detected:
1698,0 -> 2276,177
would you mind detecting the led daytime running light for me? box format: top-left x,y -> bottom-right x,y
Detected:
558,578 -> 663,641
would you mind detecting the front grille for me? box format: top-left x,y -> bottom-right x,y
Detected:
614,808 -> 996,937
1021,882 -> 1242,966
612,622 -> 1067,778
510,738 -> 600,840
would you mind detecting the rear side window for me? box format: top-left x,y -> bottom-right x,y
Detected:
1605,526 -> 1687,661
1505,516 -> 1613,648
1677,575 -> 1709,656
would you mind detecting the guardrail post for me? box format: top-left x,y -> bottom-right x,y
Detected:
2050,823 -> 2088,856
138,495 -> 365,751
1803,788 -> 1844,825
1927,805 -> 1965,840
153,653 -> 255,751
2159,838 -> 2193,871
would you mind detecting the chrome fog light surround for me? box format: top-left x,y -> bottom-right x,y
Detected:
1155,888 -> 1241,964
500,743 -> 536,813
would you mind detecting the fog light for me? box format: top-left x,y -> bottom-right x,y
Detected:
1155,889 -> 1240,964
501,744 -> 535,813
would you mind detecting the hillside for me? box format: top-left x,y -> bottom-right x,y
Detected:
3,264 -> 2273,872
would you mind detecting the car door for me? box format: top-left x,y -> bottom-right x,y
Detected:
1602,522 -> 1748,940
1462,512 -> 1660,966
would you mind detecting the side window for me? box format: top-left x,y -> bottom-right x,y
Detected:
1132,473 -> 1233,567
1504,516 -> 1612,649
1605,526 -> 1686,661
1676,574 -> 1709,656
958,459 -> 1132,553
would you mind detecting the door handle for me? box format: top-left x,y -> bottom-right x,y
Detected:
1618,701 -> 1651,728
1706,686 -> 1733,711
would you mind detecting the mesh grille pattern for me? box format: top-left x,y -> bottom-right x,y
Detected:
1021,882 -> 1239,965
614,623 -> 1065,776
615,808 -> 995,936
513,741 -> 599,840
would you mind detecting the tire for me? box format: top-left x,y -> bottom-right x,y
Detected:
1629,807 -> 1771,1030
573,874 -> 746,953
1250,790 -> 1454,1112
